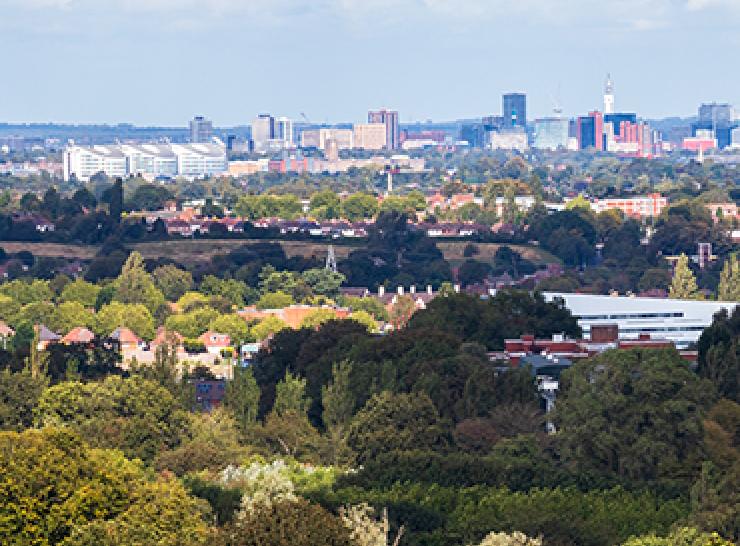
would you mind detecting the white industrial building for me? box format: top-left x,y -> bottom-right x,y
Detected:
543,292 -> 737,349
63,142 -> 227,182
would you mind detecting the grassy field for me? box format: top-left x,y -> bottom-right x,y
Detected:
1,239 -> 559,267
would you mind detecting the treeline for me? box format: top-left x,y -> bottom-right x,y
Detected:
0,292 -> 737,545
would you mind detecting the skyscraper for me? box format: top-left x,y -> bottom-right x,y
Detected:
189,115 -> 213,143
693,103 -> 737,149
275,117 -> 294,147
604,74 -> 615,115
251,114 -> 275,153
503,93 -> 527,128
368,109 -> 400,150
577,111 -> 604,151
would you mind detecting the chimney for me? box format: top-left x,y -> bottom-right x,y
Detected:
427,285 -> 433,295
454,284 -> 460,293
398,286 -> 404,296
410,285 -> 416,294
378,286 -> 385,297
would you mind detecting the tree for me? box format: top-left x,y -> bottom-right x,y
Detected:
301,268 -> 346,298
60,278 -> 101,308
153,265 -> 194,301
210,314 -> 251,345
621,527 -> 733,546
475,531 -> 543,546
113,252 -> 165,313
389,295 -> 416,330
349,310 -> 378,333
166,307 -> 219,338
556,348 -> 715,483
125,183 -> 174,211
697,307 -> 739,402
717,254 -> 740,301
34,375 -> 188,462
95,301 -> 155,340
310,189 -> 342,219
251,316 -> 289,341
347,391 -> 449,463
216,499 -> 355,546
256,291 -> 294,310
47,301 -> 95,335
225,367 -> 261,431
273,371 -> 310,417
670,253 -> 702,300
300,308 -> 338,329
458,259 -> 492,287
0,369 -> 46,431
342,193 -> 378,221
108,178 -> 124,222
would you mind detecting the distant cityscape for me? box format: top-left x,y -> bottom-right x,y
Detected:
1,75 -> 739,182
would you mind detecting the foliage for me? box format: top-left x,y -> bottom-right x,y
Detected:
165,307 -> 220,338
34,375 -> 189,462
697,307 -> 739,402
300,308 -> 340,329
273,371 -> 310,417
251,315 -> 289,340
0,368 -> 47,431
95,301 -> 155,340
717,254 -> 739,302
210,314 -> 252,344
225,367 -> 261,431
347,391 -> 449,464
621,527 -> 734,546
112,251 -> 165,313
216,498 -> 355,546
556,348 -> 715,485
59,278 -> 101,308
153,264 -> 194,301
256,290 -> 294,310
670,253 -> 702,300
475,531 -> 543,546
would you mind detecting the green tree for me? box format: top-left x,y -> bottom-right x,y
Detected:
63,479 -> 209,546
669,253 -> 702,300
251,315 -> 289,340
322,360 -> 356,464
113,252 -> 165,313
556,348 -> 715,483
215,499 -> 355,546
153,265 -> 194,301
300,308 -> 338,329
273,371 -> 310,417
256,291 -> 294,310
225,367 -> 261,431
475,531 -> 543,546
621,527 -> 733,546
165,307 -> 219,338
109,178 -> 124,222
34,375 -> 188,462
210,314 -> 252,344
59,278 -> 101,308
0,369 -> 47,432
717,254 -> 740,302
347,391 -> 449,464
341,192 -> 378,221
310,189 -> 342,219
696,307 -> 739,402
95,301 -> 155,340
301,268 -> 346,298
349,310 -> 378,333
48,301 -> 95,335
0,279 -> 53,305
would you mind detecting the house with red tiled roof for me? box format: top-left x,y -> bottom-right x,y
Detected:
110,327 -> 143,352
198,331 -> 232,355
150,327 -> 185,352
62,327 -> 95,345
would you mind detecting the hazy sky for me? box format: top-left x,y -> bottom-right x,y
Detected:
1,0 -> 739,126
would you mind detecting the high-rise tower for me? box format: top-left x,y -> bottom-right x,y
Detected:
604,74 -> 615,115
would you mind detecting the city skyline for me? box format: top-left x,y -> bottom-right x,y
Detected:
2,1 -> 740,125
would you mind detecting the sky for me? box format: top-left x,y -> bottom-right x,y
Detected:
1,0 -> 739,126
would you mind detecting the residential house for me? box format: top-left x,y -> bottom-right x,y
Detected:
198,331 -> 232,356
0,321 -> 14,350
61,326 -> 95,345
110,327 -> 143,353
36,325 -> 61,350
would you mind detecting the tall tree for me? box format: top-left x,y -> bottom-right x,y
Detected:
225,367 -> 261,431
717,254 -> 740,302
113,252 -> 165,313
669,253 -> 702,300
273,371 -> 310,417
109,178 -> 123,223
